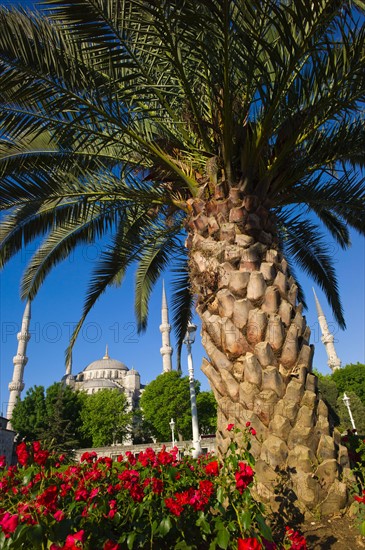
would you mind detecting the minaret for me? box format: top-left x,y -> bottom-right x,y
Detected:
160,281 -> 173,373
313,288 -> 341,372
6,301 -> 31,428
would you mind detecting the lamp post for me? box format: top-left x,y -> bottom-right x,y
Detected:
343,393 -> 357,433
184,322 -> 202,458
169,418 -> 175,448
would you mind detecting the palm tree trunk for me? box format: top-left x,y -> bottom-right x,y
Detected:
186,189 -> 350,517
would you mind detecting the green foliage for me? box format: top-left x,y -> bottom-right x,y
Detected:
196,391 -> 217,435
11,386 -> 46,441
314,364 -> 365,432
80,389 -> 131,447
11,383 -> 88,452
337,391 -> 365,435
0,0 -> 364,355
332,363 -> 365,406
140,372 -> 194,441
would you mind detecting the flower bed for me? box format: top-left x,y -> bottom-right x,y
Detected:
0,425 -> 307,549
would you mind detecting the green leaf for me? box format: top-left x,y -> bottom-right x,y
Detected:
159,516 -> 172,536
256,514 -> 273,541
217,527 -> 230,550
360,520 -> 365,537
196,513 -> 211,535
217,486 -> 225,504
127,531 -> 136,550
174,541 -> 194,550
240,510 -> 252,531
27,524 -> 44,547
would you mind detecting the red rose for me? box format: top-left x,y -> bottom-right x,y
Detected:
165,497 -> 183,516
285,527 -> 307,550
0,512 -> 19,537
53,510 -> 65,522
204,460 -> 220,476
235,462 -> 254,493
246,422 -> 251,427
32,441 -> 41,453
16,442 -> 29,467
65,530 -> 85,547
80,451 -> 97,463
34,449 -> 49,466
0,456 -> 6,468
238,537 -> 262,549
36,485 -> 59,512
227,423 -> 234,431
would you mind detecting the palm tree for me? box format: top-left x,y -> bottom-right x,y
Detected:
0,0 -> 364,514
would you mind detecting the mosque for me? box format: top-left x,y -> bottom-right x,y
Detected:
5,286 -> 341,435
5,282 -> 174,430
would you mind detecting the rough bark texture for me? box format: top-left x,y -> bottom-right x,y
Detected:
186,189 -> 350,518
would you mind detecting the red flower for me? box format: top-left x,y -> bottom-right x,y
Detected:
245,422 -> 251,427
285,527 -> 307,550
32,441 -> 41,452
0,456 -> 6,468
235,462 -> 254,493
125,451 -> 137,465
54,510 -> 65,522
250,428 -> 257,436
129,483 -> 144,502
103,541 -> 122,550
165,497 -> 184,516
238,537 -> 262,549
354,490 -> 365,504
227,424 -> 234,431
34,449 -> 50,466
65,530 -> 85,548
89,487 -> 99,500
16,442 -> 29,467
0,512 -> 19,538
199,480 -> 214,498
205,460 -> 220,476
36,485 -> 59,512
80,451 -> 97,463
75,488 -> 89,502
151,477 -> 164,494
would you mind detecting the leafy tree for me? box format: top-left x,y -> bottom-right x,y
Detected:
196,391 -> 217,435
1,1 -> 365,511
80,389 -> 131,447
332,363 -> 365,407
41,383 -> 89,451
11,385 -> 47,441
11,382 -> 87,451
140,372 -> 194,442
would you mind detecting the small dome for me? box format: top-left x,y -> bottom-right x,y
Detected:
83,346 -> 128,372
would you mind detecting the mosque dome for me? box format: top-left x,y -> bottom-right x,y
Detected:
83,345 -> 128,373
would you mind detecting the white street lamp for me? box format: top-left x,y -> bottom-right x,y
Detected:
343,393 -> 357,432
184,322 -> 202,458
169,418 -> 175,448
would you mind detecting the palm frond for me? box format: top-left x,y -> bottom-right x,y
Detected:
280,218 -> 345,328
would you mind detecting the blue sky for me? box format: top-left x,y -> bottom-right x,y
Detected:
0,0 -> 364,415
